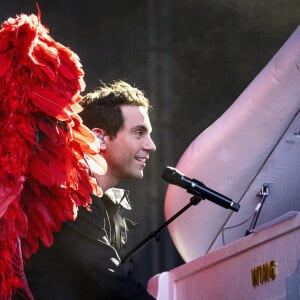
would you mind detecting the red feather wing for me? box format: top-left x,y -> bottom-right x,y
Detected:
0,13 -> 106,299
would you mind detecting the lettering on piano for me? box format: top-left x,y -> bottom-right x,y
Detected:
251,260 -> 277,287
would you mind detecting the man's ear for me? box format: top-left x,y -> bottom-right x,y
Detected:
92,128 -> 107,151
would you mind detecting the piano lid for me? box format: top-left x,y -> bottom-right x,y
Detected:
165,26 -> 300,262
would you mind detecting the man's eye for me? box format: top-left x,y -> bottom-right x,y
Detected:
134,130 -> 145,137
135,131 -> 142,136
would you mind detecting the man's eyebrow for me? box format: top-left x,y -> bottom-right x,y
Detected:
131,125 -> 151,133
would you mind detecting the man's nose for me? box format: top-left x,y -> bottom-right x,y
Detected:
144,136 -> 156,152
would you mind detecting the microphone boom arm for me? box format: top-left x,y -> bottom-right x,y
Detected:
121,196 -> 202,264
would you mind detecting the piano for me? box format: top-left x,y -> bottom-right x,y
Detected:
148,26 -> 300,300
148,212 -> 299,300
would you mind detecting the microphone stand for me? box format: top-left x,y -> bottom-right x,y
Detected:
121,196 -> 202,264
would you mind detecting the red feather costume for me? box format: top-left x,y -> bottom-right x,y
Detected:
0,13 -> 107,299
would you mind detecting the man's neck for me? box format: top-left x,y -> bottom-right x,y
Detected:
95,171 -> 120,193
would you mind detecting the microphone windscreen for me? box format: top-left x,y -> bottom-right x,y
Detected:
162,166 -> 176,184
162,166 -> 189,188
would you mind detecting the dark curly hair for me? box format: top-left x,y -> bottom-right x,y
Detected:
80,80 -> 150,138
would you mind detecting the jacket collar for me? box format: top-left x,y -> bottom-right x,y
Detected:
104,188 -> 132,210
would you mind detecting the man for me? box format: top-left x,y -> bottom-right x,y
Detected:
22,81 -> 156,299
82,80 -> 156,190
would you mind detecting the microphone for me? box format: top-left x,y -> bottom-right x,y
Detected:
162,166 -> 240,212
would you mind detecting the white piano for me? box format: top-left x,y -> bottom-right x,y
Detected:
148,26 -> 300,300
148,212 -> 299,300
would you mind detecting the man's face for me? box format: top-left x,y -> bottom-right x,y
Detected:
104,105 -> 156,182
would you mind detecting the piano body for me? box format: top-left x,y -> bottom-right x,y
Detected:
148,26 -> 300,299
148,212 -> 299,300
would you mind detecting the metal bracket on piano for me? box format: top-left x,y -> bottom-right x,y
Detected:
245,183 -> 270,236
257,183 -> 269,198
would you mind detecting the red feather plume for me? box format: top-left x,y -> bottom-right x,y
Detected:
0,13 -> 107,299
